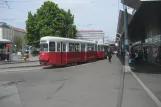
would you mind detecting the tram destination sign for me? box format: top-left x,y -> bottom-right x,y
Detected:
40,40 -> 47,43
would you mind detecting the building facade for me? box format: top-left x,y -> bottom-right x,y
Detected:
0,22 -> 25,42
76,30 -> 105,43
0,22 -> 13,41
116,1 -> 161,65
0,22 -> 26,53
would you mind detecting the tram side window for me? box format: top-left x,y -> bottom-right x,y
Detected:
69,43 -> 74,52
57,43 -> 61,52
75,44 -> 80,52
49,42 -> 55,52
40,43 -> 48,52
100,46 -> 102,51
91,45 -> 94,51
62,44 -> 66,52
98,46 -> 100,51
87,44 -> 92,52
101,46 -> 104,51
101,46 -> 103,51
95,45 -> 97,51
81,44 -> 85,52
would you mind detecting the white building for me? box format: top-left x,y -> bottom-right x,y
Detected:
76,30 -> 105,43
0,22 -> 25,42
0,22 -> 13,41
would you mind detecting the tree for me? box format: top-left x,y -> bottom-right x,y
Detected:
25,1 -> 77,47
13,35 -> 22,52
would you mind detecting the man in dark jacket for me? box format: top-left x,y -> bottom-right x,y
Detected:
108,50 -> 112,62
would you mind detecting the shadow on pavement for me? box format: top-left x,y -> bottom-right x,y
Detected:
117,55 -> 161,74
117,54 -> 125,65
43,60 -> 98,69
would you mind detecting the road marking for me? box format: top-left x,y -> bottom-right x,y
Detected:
131,71 -> 161,107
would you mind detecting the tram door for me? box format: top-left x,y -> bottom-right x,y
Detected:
56,42 -> 62,64
57,42 -> 64,64
81,44 -> 85,61
61,42 -> 67,64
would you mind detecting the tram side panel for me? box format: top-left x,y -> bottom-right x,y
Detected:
39,52 -> 54,65
66,43 -> 81,63
67,52 -> 81,63
97,45 -> 103,59
104,46 -> 109,58
86,44 -> 96,61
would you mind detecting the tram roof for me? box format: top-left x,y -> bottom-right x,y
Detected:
40,36 -> 96,44
97,43 -> 109,46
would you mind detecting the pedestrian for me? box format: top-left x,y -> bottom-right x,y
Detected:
108,50 -> 112,62
135,51 -> 138,60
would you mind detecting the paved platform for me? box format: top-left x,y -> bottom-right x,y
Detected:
0,56 -> 158,107
130,60 -> 161,102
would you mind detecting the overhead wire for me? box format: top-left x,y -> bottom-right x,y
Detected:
2,0 -> 10,8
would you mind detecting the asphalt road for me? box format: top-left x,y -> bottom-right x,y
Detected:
0,56 -> 158,107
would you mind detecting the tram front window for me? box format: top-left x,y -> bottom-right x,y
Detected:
40,43 -> 48,52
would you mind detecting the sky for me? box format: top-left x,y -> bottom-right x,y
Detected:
0,0 -> 123,40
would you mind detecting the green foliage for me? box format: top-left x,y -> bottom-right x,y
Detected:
13,35 -> 22,51
25,1 -> 77,47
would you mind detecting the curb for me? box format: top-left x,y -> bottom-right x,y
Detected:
0,60 -> 39,65
0,64 -> 41,69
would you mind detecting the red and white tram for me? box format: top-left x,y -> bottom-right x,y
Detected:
97,43 -> 109,59
39,36 -> 109,65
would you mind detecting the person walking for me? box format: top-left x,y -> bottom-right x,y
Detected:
108,50 -> 113,62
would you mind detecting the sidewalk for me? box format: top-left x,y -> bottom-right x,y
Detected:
0,55 -> 39,66
11,55 -> 38,62
130,60 -> 161,102
0,61 -> 40,69
117,55 -> 161,103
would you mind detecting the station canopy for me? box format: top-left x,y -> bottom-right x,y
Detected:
0,39 -> 11,43
116,9 -> 132,37
121,0 -> 140,9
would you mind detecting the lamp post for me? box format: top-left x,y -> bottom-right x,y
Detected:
29,46 -> 32,55
15,45 -> 17,54
123,0 -> 129,72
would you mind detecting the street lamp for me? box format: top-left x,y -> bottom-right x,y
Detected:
29,46 -> 32,56
122,0 -> 129,72
15,45 -> 17,54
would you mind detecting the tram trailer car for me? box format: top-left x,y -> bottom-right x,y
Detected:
39,36 -> 109,66
97,43 -> 109,59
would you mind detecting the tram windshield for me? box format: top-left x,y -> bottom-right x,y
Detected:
40,43 -> 48,52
